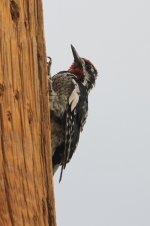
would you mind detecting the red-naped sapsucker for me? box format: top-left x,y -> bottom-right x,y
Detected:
49,45 -> 98,181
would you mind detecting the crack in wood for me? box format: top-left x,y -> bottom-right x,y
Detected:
14,90 -> 19,100
0,84 -> 5,97
7,111 -> 12,121
10,0 -> 20,22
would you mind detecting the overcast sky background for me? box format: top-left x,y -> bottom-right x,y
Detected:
43,1 -> 150,225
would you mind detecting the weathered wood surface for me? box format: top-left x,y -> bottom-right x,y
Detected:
0,1 -> 56,226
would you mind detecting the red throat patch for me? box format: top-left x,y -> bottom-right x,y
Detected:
68,65 -> 84,79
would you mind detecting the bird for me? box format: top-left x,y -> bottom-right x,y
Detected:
49,45 -> 98,182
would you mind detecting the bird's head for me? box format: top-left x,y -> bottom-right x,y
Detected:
68,45 -> 98,91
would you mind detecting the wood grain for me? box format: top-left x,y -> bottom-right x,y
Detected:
0,1 -> 56,225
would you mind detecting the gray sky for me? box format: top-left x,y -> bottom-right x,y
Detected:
43,1 -> 150,225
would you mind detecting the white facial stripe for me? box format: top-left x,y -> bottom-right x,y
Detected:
91,67 -> 95,73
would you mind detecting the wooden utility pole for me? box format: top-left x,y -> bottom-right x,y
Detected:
0,1 -> 56,226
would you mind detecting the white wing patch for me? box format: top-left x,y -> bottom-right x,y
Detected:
69,80 -> 80,112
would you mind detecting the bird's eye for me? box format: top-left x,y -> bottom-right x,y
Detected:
86,64 -> 92,71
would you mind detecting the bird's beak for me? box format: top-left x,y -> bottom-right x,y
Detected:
71,44 -> 82,65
